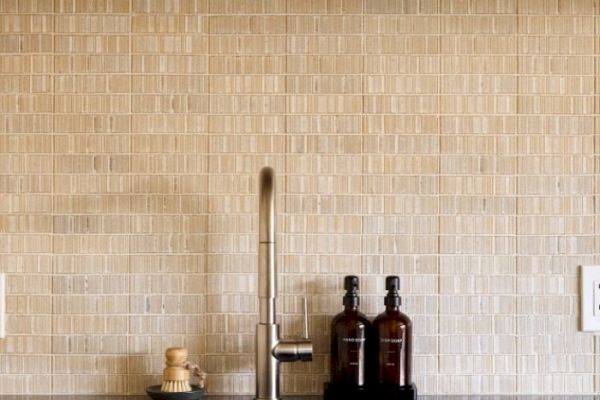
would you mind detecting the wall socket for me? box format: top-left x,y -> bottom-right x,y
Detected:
580,266 -> 600,333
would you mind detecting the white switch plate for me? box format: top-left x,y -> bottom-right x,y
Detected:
594,280 -> 600,318
580,266 -> 600,333
0,273 -> 5,338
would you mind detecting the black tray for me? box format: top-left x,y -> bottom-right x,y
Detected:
376,383 -> 418,400
146,385 -> 204,400
324,382 -> 417,400
323,382 -> 371,400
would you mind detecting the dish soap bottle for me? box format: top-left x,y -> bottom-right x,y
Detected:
330,275 -> 372,388
373,276 -> 412,387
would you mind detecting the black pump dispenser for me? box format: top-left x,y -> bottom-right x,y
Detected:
330,275 -> 371,389
384,276 -> 401,307
326,275 -> 417,399
372,275 -> 415,398
343,275 -> 360,307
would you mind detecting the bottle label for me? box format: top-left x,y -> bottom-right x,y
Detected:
380,338 -> 403,344
344,337 -> 365,367
377,325 -> 407,385
342,337 -> 366,343
334,330 -> 367,385
381,337 -> 403,366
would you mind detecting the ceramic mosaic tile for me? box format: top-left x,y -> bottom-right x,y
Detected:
0,0 -> 599,395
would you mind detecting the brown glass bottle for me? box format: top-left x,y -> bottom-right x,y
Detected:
330,275 -> 372,388
373,276 -> 412,387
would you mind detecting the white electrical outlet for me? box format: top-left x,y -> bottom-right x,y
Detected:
580,266 -> 600,332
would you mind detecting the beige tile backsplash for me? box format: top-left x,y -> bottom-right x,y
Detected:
0,0 -> 599,395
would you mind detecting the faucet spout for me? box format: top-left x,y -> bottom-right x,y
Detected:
258,167 -> 276,325
255,167 -> 313,400
259,166 -> 276,244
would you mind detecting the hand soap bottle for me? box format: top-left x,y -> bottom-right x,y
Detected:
373,276 -> 412,388
330,275 -> 372,388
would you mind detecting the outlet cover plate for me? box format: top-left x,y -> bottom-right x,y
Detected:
580,266 -> 600,333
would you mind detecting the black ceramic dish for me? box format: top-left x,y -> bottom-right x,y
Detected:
146,385 -> 204,400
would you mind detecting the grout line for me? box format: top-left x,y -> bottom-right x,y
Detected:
436,0 -> 441,393
283,0 -> 288,305
51,0 -> 56,394
38,12 -> 596,17
206,6 -> 212,381
202,2 -> 209,387
516,0 -> 526,391
514,0 -> 520,393
126,0 -> 132,394
360,0 -> 365,282
594,0 -> 599,393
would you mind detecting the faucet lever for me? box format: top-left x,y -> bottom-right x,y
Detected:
302,297 -> 309,339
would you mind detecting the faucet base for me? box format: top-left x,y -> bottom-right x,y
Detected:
256,324 -> 280,399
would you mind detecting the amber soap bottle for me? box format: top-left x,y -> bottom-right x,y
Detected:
373,276 -> 413,387
330,275 -> 372,388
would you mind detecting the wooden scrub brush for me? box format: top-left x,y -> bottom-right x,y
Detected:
161,347 -> 206,393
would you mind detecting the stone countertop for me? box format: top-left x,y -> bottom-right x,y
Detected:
0,396 -> 600,399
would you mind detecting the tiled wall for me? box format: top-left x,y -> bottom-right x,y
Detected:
0,0 -> 599,395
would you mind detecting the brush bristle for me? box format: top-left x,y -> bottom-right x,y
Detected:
161,379 -> 192,392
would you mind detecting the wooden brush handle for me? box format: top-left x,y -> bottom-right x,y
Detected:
163,347 -> 190,381
165,347 -> 188,366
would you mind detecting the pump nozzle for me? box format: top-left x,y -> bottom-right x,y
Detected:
386,276 -> 399,292
343,275 -> 359,307
344,275 -> 359,292
385,275 -> 401,307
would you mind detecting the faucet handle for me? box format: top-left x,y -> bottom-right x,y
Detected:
274,297 -> 312,362
302,297 -> 309,339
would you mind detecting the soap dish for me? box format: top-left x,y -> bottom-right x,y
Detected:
146,385 -> 204,400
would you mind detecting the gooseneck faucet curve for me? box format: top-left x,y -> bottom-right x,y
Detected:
256,167 -> 312,400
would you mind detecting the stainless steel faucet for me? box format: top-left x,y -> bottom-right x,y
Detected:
256,167 -> 312,400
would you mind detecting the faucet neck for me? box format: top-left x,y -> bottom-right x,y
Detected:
255,167 -> 313,400
259,167 -> 276,243
258,167 -> 277,325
